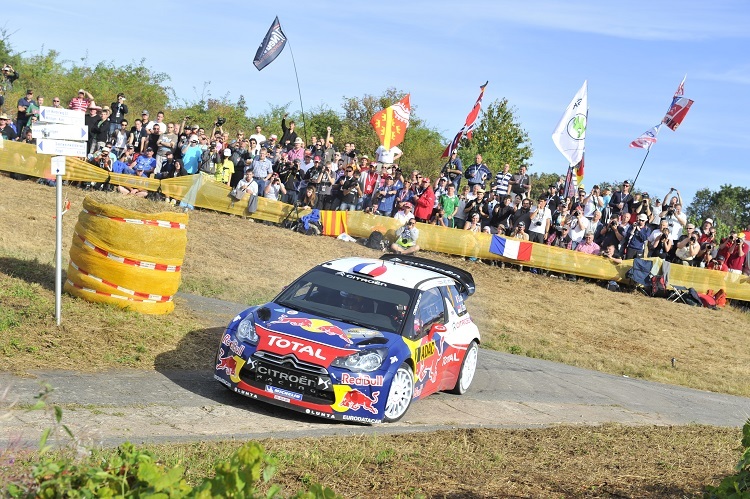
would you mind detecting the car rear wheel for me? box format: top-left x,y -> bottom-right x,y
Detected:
384,363 -> 414,422
451,340 -> 478,395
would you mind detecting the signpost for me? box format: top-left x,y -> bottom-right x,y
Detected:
32,124 -> 88,141
34,107 -> 86,326
36,139 -> 87,157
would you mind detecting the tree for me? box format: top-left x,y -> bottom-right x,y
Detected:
687,184 -> 750,238
457,98 -> 533,176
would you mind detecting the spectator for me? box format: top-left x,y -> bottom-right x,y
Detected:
464,212 -> 482,232
600,243 -> 623,264
582,185 -> 604,219
287,137 -> 305,163
91,106 -> 112,153
298,185 -> 318,209
251,148 -> 274,195
109,93 -> 128,134
438,184 -> 460,228
722,232 -> 746,274
648,219 -> 673,259
16,89 -> 35,135
111,119 -> 130,159
155,123 -> 178,175
413,176 -> 435,223
547,225 -> 573,249
394,202 -> 415,225
599,212 -> 628,250
441,150 -> 463,190
544,184 -> 562,214
50,96 -> 62,108
235,170 -> 258,201
375,142 -> 402,165
129,119 -> 148,153
264,172 -> 287,200
280,114 -> 298,148
674,228 -> 701,265
85,103 -> 102,153
492,163 -> 512,198
660,188 -> 687,243
608,180 -> 634,218
69,89 -> 94,111
706,254 -> 728,272
464,154 -> 491,190
510,221 -> 529,241
508,165 -> 531,201
394,179 -> 415,216
0,64 -> 19,107
0,113 -> 18,140
527,196 -> 552,244
486,195 -> 514,235
576,231 -> 600,255
337,165 -> 361,211
391,219 -> 420,255
620,213 -> 651,259
512,198 -> 533,232
181,136 -> 202,174
633,192 -> 654,224
141,110 -> 156,132
374,175 -> 398,216
216,148 -> 234,185
567,205 -> 590,249
134,147 -> 157,175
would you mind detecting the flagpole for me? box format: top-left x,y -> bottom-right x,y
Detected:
285,38 -> 308,145
630,148 -> 652,192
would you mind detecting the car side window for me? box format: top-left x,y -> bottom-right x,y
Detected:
410,287 -> 445,340
443,285 -> 467,316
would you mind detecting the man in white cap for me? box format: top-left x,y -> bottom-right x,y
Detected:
618,212 -> 652,259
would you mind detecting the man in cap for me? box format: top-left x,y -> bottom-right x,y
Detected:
109,93 -> 128,134
441,150 -> 464,190
85,103 -> 102,154
141,110 -> 156,132
16,89 -> 35,133
181,135 -> 202,174
391,218 -> 420,255
619,212 -> 652,259
287,136 -> 305,162
394,201 -> 415,225
0,113 -> 18,140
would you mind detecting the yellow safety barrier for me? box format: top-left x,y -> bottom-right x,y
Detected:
63,197 -> 189,314
2,144 -> 749,301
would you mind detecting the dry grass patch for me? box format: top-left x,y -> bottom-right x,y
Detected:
1,175 -> 750,398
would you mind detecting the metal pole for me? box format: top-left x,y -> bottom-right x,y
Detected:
285,38 -> 307,145
630,147 -> 651,192
55,172 -> 62,325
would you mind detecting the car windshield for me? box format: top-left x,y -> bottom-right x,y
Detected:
275,268 -> 415,334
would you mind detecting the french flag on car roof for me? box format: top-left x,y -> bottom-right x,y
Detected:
352,262 -> 387,277
489,235 -> 533,262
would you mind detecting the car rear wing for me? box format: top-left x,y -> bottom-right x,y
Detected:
380,254 -> 476,298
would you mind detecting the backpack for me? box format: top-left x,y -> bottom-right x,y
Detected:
682,287 -> 702,306
697,292 -> 717,309
365,231 -> 386,251
650,275 -> 667,298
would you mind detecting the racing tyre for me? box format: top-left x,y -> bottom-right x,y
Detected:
384,363 -> 414,422
451,340 -> 478,395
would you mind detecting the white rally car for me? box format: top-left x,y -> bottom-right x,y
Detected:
215,254 -> 480,423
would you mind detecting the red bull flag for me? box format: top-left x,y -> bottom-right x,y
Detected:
629,124 -> 662,149
662,74 -> 693,131
370,95 -> 411,150
253,17 -> 287,71
442,81 -> 488,158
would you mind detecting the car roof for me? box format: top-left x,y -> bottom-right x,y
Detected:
321,256 -> 453,290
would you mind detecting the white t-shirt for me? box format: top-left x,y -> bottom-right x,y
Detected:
528,207 -> 552,235
375,145 -> 402,164
394,210 -> 415,225
568,215 -> 589,242
264,182 -> 282,200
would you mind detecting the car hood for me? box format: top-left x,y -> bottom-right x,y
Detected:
235,303 -> 396,350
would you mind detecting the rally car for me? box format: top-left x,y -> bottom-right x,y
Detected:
214,254 -> 480,423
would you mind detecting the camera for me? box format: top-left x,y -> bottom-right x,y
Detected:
534,221 -> 542,226
215,117 -> 226,127
210,141 -> 216,148
667,208 -> 675,216
689,236 -> 696,243
1,65 -> 11,72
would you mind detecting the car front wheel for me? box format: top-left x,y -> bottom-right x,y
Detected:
451,340 -> 478,395
384,363 -> 414,422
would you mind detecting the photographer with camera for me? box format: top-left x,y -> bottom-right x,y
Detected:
616,213 -> 650,259
567,205 -> 590,250
659,187 -> 687,240
391,218 -> 421,255
1,64 -> 19,106
263,172 -> 287,201
674,223 -> 701,265
648,219 -> 673,259
716,230 -> 746,274
527,196 -> 552,243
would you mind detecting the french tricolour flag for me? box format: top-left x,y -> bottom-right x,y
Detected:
489,236 -> 533,262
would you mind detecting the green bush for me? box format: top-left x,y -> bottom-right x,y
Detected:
704,418 -> 750,498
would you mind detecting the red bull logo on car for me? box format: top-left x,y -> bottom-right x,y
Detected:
270,315 -> 353,344
340,389 -> 379,414
216,348 -> 246,383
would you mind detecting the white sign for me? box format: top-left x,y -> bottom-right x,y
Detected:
32,124 -> 88,141
51,156 -> 66,176
38,106 -> 85,126
36,139 -> 87,157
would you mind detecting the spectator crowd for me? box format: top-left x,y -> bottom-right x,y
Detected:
2,77 -> 749,277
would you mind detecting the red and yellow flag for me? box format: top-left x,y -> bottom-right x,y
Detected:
370,95 -> 411,149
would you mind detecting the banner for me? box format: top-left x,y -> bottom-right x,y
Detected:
662,97 -> 694,131
441,82 -> 488,158
370,95 -> 411,150
630,124 -> 662,149
253,17 -> 287,71
552,80 -> 588,166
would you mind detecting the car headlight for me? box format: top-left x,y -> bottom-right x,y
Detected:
331,348 -> 388,373
235,314 -> 259,345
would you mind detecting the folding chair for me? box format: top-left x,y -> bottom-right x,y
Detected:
662,261 -> 689,304
626,258 -> 655,296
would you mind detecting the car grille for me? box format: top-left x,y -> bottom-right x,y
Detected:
239,352 -> 335,404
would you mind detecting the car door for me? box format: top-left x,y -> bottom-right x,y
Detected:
409,286 -> 447,398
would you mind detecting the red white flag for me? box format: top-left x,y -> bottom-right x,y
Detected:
629,124 -> 662,149
370,95 -> 411,149
662,75 -> 693,131
441,82 -> 488,158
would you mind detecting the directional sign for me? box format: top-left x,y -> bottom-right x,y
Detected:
38,106 -> 85,126
36,139 -> 87,157
51,156 -> 66,176
32,123 -> 88,141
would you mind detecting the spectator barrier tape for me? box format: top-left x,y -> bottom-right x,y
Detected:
64,197 -> 188,314
2,142 -> 749,301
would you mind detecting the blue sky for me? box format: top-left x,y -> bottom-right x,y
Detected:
5,1 -> 749,207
